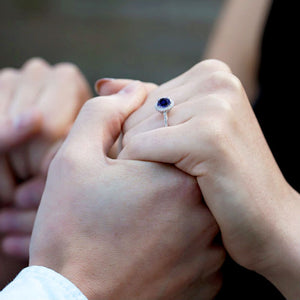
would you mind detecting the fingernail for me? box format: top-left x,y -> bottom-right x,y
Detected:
119,81 -> 141,94
94,78 -> 115,94
12,110 -> 37,130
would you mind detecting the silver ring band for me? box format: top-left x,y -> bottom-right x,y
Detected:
155,97 -> 174,127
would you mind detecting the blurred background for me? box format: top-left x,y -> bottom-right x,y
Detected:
0,0 -> 223,88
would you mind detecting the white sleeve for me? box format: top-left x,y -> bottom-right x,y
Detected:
0,266 -> 88,300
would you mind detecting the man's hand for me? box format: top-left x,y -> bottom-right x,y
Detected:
30,82 -> 224,300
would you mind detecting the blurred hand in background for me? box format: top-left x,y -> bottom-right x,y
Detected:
0,57 -> 91,286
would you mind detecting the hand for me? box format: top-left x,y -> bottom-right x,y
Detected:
30,82 -> 225,300
0,58 -> 91,284
0,110 -> 42,202
1,58 -> 91,181
0,176 -> 45,258
95,78 -> 158,159
118,60 -> 300,298
0,113 -> 42,288
95,73 -> 227,299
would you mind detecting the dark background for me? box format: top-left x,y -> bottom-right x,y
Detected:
0,0 -> 224,88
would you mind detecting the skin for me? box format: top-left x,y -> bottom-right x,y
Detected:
112,60 -> 300,299
0,58 -> 91,285
1,58 -> 91,181
0,113 -> 41,287
0,2 -> 283,294
30,82 -> 225,300
1,59 -> 225,299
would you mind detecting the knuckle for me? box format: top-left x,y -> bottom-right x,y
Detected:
50,146 -> 79,176
54,62 -> 81,81
23,57 -> 49,71
82,97 -> 113,114
54,63 -> 91,104
216,98 -> 233,118
193,59 -> 231,74
79,98 -> 99,118
207,71 -> 243,93
81,96 -> 119,124
0,68 -> 18,82
82,97 -> 99,110
222,72 -> 243,92
145,82 -> 158,92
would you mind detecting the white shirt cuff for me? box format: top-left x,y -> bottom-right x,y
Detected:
0,265 -> 88,300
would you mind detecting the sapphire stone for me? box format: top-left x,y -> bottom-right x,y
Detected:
157,98 -> 171,108
155,97 -> 174,113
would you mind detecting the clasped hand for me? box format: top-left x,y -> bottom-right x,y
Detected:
30,81 -> 224,300
2,57 -> 299,300
0,58 -> 91,284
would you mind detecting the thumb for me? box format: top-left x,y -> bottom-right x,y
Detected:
63,81 -> 147,159
95,78 -> 158,96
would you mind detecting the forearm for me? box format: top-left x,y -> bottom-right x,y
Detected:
258,188 -> 300,299
204,0 -> 272,102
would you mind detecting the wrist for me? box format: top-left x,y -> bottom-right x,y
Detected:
255,188 -> 300,299
261,256 -> 300,299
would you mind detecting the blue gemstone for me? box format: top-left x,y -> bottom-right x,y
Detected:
157,98 -> 171,108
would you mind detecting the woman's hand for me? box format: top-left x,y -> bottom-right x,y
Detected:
111,60 -> 300,299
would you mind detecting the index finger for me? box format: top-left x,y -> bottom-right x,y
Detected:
123,60 -> 231,131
